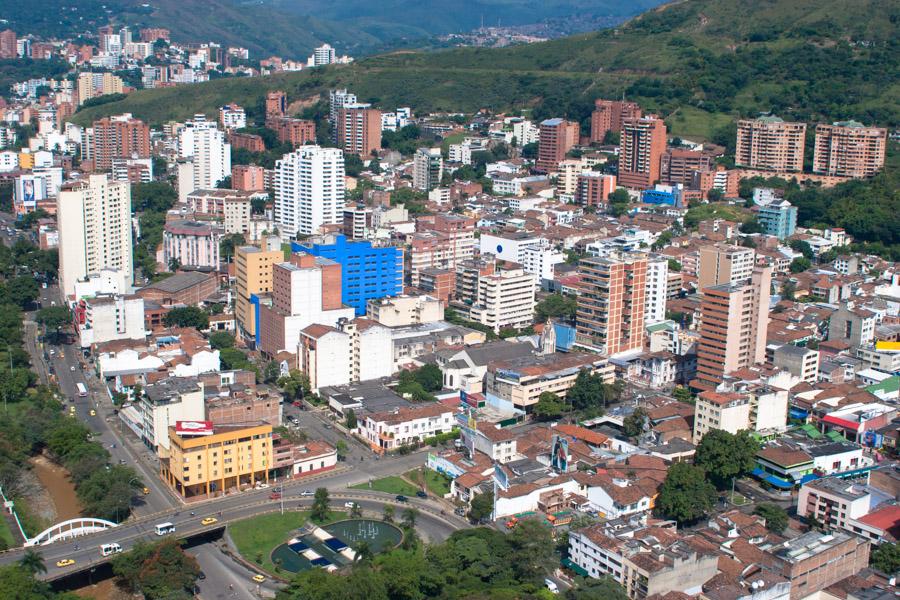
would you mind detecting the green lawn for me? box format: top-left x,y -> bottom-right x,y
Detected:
351,476 -> 418,496
229,509 -> 341,573
405,469 -> 452,497
727,492 -> 750,506
0,516 -> 16,549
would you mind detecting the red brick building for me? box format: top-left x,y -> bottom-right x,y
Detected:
92,114 -> 151,170
590,99 -> 642,143
536,118 -> 579,173
336,106 -> 382,156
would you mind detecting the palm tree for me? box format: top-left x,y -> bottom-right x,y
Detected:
401,507 -> 417,530
352,540 -> 373,565
19,549 -> 47,575
382,505 -> 394,522
350,502 -> 362,518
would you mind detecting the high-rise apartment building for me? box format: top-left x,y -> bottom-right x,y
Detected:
76,72 -> 124,105
234,245 -> 283,342
452,257 -> 536,333
336,106 -> 382,156
313,44 -> 336,66
758,200 -> 798,240
91,114 -> 150,170
232,165 -> 265,191
697,243 -> 756,290
590,99 -> 642,143
575,254 -> 648,356
536,118 -> 579,173
57,175 -> 133,296
413,148 -> 443,191
575,172 -> 616,207
0,30 -> 17,59
812,121 -> 887,178
660,149 -> 715,186
618,116 -> 666,189
274,145 -> 345,240
329,89 -> 358,136
265,91 -> 286,118
218,103 -> 246,130
693,266 -> 772,390
178,115 -> 231,190
645,256 -> 669,325
735,116 -> 806,172
407,213 -> 476,286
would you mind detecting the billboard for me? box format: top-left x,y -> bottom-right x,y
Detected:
550,434 -> 569,473
494,464 -> 509,491
175,420 -> 214,436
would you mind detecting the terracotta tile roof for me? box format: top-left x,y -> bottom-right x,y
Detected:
757,445 -> 813,467
553,424 -> 609,446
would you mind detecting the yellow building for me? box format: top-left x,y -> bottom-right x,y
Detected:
235,245 -> 283,341
162,422 -> 273,498
18,151 -> 33,170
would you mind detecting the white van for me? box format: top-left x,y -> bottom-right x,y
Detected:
100,543 -> 122,556
544,579 -> 559,594
155,522 -> 175,536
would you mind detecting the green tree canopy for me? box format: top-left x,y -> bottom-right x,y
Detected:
695,429 -> 760,489
112,538 -> 200,599
311,487 -> 330,521
870,542 -> 899,575
754,503 -> 788,534
656,462 -> 717,524
536,293 -> 577,321
163,306 -> 209,330
208,331 -> 236,350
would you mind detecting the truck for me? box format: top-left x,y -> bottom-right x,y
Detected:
76,383 -> 88,397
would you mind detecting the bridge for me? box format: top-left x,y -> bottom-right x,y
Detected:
24,518 -> 119,547
0,488 -> 467,582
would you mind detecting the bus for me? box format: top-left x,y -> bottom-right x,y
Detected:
76,383 -> 88,397
155,522 -> 175,536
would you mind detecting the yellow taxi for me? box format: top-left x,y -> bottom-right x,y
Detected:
200,517 -> 218,526
56,559 -> 75,568
89,409 -> 96,416
253,574 -> 266,583
143,487 -> 150,495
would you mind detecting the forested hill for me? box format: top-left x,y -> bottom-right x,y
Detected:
71,0 -> 899,142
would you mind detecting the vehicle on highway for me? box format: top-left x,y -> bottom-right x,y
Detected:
56,559 -> 75,567
155,522 -> 176,536
269,491 -> 282,500
344,501 -> 356,509
143,487 -> 150,495
416,491 -> 427,499
68,404 -> 75,413
299,490 -> 314,496
76,383 -> 87,397
395,495 -> 408,502
545,579 -> 560,594
100,543 -> 122,556
253,574 -> 266,583
200,517 -> 218,526
89,409 -> 96,416
198,571 -> 206,580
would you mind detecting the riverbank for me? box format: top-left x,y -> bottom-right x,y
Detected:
29,454 -> 83,522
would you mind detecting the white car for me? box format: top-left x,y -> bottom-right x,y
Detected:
344,501 -> 356,509
299,490 -> 314,497
70,366 -> 75,371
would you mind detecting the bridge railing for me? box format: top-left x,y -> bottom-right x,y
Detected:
24,517 -> 118,547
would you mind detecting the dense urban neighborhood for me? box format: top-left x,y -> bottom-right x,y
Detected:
0,0 -> 897,599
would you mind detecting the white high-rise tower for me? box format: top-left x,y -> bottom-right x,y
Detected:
274,145 -> 345,241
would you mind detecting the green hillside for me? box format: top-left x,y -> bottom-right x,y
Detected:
71,0 -> 900,140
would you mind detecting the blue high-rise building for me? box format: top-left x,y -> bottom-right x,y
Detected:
291,234 -> 403,316
758,199 -> 798,240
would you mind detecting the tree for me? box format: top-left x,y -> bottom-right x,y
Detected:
622,408 -> 648,439
789,239 -> 815,260
535,293 -> 577,320
608,188 -> 631,217
507,520 -> 555,581
263,360 -> 281,384
656,463 -> 717,524
672,386 -> 693,403
533,391 -> 567,421
336,440 -> 349,461
220,233 -> 246,263
219,347 -> 252,371
565,576 -> 628,600
414,364 -> 444,392
35,306 -> 70,341
382,504 -> 395,522
401,507 -> 417,530
352,540 -> 373,565
790,256 -> 812,273
667,258 -> 682,272
112,538 -> 199,599
754,503 -> 788,534
311,487 -> 330,521
870,542 -> 900,575
695,429 -> 760,489
469,489 -> 493,523
740,217 -> 763,234
350,502 -> 362,518
0,564 -> 55,599
18,550 -> 46,576
707,188 -> 724,202
208,331 -> 235,350
345,408 -> 358,429
163,306 -> 209,330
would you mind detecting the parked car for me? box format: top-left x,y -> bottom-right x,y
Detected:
416,491 -> 427,499
395,495 -> 408,503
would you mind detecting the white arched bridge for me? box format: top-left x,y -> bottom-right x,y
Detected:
24,517 -> 119,547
